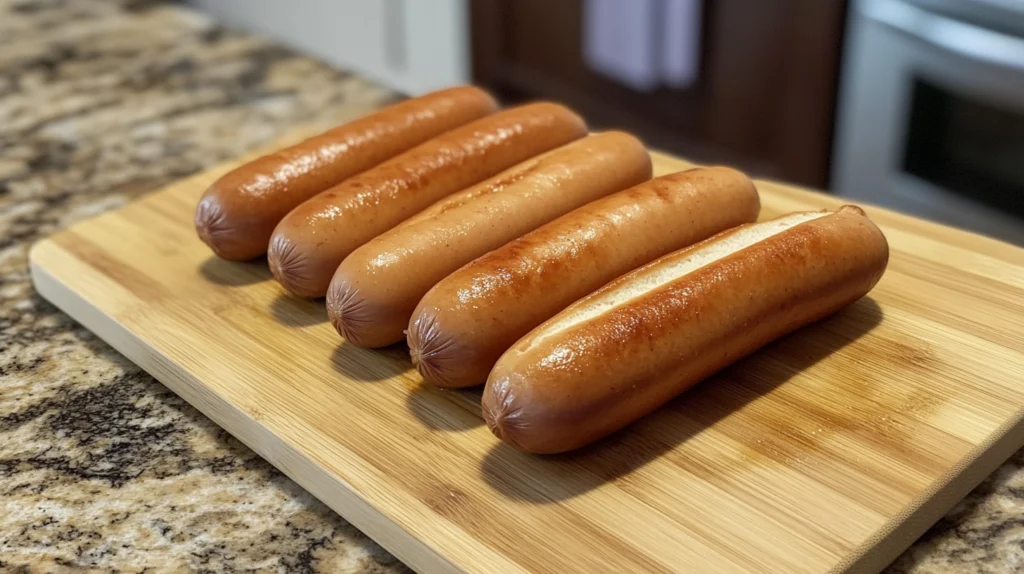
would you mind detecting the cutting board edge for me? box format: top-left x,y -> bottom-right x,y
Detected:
28,242 -> 466,574
837,404 -> 1024,573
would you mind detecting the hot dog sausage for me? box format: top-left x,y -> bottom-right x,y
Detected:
195,86 -> 498,261
327,131 -> 651,348
408,167 -> 761,388
483,206 -> 889,454
268,102 -> 587,298
392,171 -> 512,231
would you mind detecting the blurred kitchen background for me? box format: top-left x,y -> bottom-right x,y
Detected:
186,0 -> 1024,245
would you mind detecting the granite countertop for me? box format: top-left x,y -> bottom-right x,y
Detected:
1,0 -> 1022,572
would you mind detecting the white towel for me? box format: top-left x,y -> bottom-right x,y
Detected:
582,0 -> 660,92
661,0 -> 702,89
582,0 -> 702,92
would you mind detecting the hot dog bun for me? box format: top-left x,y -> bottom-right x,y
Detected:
482,205 -> 889,453
195,86 -> 498,261
408,167 -> 760,388
327,131 -> 651,348
268,102 -> 587,298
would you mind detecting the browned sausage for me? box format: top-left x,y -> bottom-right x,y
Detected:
408,167 -> 760,388
267,102 -> 587,298
327,131 -> 651,348
194,86 -> 498,261
392,170 -> 514,231
483,206 -> 889,453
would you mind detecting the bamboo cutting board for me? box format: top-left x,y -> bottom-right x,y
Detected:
29,145 -> 1024,573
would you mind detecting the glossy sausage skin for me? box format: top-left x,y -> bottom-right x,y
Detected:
267,102 -> 588,298
327,131 -> 651,348
483,206 -> 889,454
195,86 -> 498,261
408,167 -> 761,388
392,171 -> 512,231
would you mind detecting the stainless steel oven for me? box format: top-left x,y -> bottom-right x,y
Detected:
833,0 -> 1024,245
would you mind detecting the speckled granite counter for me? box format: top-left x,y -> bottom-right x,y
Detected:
1,1 -> 1022,572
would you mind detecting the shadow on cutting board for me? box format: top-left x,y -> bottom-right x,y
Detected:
480,297 -> 885,503
331,340 -> 412,383
198,255 -> 272,286
407,385 -> 486,432
269,292 -> 327,327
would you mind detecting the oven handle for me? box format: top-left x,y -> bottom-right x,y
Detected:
861,0 -> 1024,73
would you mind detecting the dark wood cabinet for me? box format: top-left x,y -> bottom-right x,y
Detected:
471,0 -> 848,188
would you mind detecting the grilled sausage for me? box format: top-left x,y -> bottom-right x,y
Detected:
267,102 -> 587,298
327,131 -> 651,347
483,206 -> 889,453
408,167 -> 761,388
195,86 -> 498,260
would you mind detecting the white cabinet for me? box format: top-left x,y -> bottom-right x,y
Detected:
187,0 -> 469,95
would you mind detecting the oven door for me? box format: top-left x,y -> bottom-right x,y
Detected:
833,0 -> 1024,245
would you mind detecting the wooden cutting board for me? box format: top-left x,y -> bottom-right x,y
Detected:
30,143 -> 1024,574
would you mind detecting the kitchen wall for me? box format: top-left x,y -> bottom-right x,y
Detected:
186,0 -> 469,95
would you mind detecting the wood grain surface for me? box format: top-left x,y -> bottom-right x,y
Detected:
30,145 -> 1024,573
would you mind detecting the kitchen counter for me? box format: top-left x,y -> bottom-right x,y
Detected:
1,1 -> 1022,572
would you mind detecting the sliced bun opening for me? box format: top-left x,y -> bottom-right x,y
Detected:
525,210 -> 830,351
